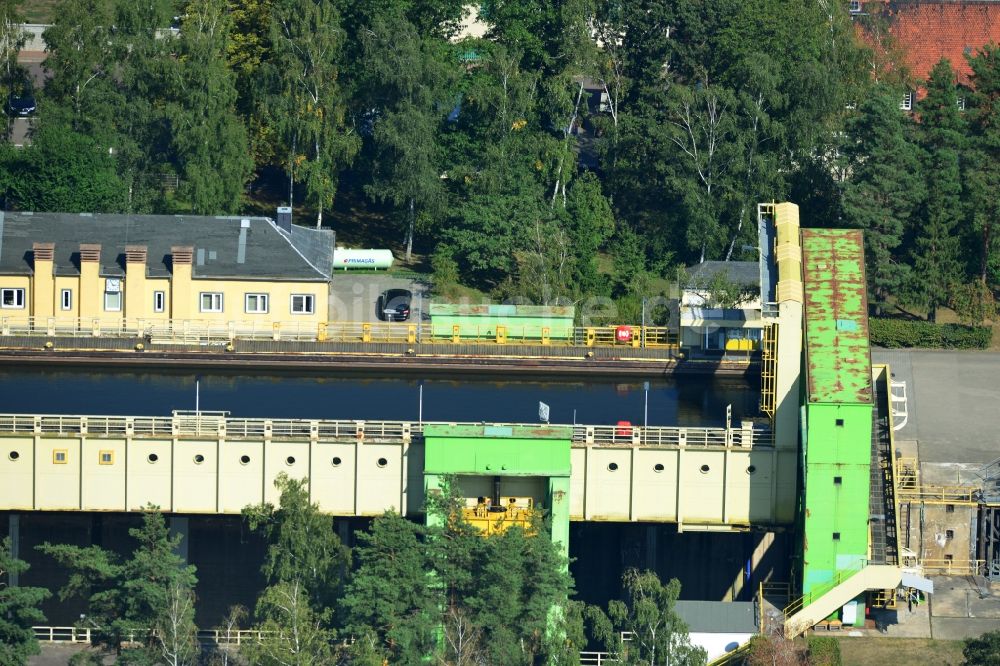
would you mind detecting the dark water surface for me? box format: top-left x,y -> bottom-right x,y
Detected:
0,367 -> 759,426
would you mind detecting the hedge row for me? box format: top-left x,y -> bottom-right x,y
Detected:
869,318 -> 993,349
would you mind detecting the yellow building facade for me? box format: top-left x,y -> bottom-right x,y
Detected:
0,212 -> 330,331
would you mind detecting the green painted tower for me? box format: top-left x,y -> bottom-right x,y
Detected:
422,424 -> 572,557
799,229 -> 873,602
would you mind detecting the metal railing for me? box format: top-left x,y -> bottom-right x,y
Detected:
579,652 -> 616,665
0,316 -> 677,349
0,412 -> 774,449
919,558 -> 985,576
895,485 -> 979,504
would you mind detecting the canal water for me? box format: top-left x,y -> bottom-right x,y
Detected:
0,367 -> 760,426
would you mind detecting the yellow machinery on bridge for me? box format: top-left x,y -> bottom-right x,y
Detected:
462,496 -> 538,536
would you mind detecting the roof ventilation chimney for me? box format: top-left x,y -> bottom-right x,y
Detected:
237,218 -> 250,264
276,206 -> 292,233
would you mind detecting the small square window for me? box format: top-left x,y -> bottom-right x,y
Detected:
849,0 -> 862,13
245,293 -> 269,314
99,450 -> 114,465
153,291 -> 165,313
946,504 -> 955,513
900,92 -> 914,112
200,292 -> 223,313
945,529 -> 955,540
61,289 -> 72,311
53,449 -> 68,464
291,294 -> 315,315
835,418 -> 845,427
832,532 -> 841,540
834,476 -> 843,485
944,554 -> 954,562
1,288 -> 25,309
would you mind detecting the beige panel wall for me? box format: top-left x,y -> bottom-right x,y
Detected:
356,444 -> 403,514
569,448 -> 587,519
584,447 -> 632,520
36,438 -> 81,510
79,260 -> 100,320
173,440 -> 219,513
631,449 -> 679,522
126,440 -> 173,510
55,276 -> 79,318
218,443 -> 264,512
678,450 -> 725,524
264,441 -> 311,505
0,437 -> 34,508
774,450 -> 798,523
747,450 -> 777,523
81,438 -> 126,511
310,442 -> 358,513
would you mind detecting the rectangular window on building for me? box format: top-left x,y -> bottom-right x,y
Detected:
245,293 -> 269,314
104,291 -> 122,312
53,449 -> 68,464
1,288 -> 25,309
832,532 -> 841,540
900,92 -> 914,112
153,291 -> 165,313
849,0 -> 861,13
99,450 -> 114,465
946,504 -> 955,513
200,292 -> 223,313
61,289 -> 72,311
946,529 -> 955,540
290,294 -> 315,315
958,97 -> 967,111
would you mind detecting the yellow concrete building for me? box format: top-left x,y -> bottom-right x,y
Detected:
0,212 -> 330,331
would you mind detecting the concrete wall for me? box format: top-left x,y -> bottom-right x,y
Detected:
1,427 -> 793,528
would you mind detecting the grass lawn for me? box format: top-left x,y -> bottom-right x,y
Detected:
834,637 -> 965,665
21,0 -> 59,23
21,0 -> 180,24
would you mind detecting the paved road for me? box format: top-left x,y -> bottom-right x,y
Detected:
328,273 -> 431,323
873,350 -> 1000,465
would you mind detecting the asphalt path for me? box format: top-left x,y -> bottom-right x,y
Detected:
872,349 -> 1000,464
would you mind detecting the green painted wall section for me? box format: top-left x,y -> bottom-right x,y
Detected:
424,428 -> 572,477
801,229 -> 873,405
801,403 -> 872,595
423,428 -> 572,558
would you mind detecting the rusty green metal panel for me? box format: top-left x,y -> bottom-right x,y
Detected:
801,229 -> 873,405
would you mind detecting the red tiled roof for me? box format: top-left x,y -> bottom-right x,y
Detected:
865,1 -> 1000,86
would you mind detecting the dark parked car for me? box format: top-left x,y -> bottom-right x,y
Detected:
8,84 -> 35,117
378,289 -> 412,322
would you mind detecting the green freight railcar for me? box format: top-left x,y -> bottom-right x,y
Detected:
428,303 -> 575,341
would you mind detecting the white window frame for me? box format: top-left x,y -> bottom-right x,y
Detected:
900,92 -> 914,112
61,289 -> 72,311
200,292 -> 223,313
245,293 -> 269,314
153,291 -> 165,313
849,0 -> 862,14
290,294 -> 315,315
958,96 -> 967,111
1,288 -> 24,309
104,291 -> 122,312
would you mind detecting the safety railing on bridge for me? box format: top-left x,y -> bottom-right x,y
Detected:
895,485 -> 979,505
918,558 -> 986,576
0,316 -> 677,350
0,413 -> 774,448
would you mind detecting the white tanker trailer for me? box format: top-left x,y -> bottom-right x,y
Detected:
333,247 -> 395,270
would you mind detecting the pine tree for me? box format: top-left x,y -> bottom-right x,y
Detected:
906,59 -> 966,321
841,89 -> 926,311
0,537 -> 50,665
966,45 -> 1000,287
37,509 -> 198,660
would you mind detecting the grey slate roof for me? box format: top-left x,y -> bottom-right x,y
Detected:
0,211 -> 327,281
684,261 -> 760,288
674,600 -> 758,633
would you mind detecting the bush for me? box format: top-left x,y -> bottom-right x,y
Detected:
869,318 -> 993,349
806,635 -> 842,666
